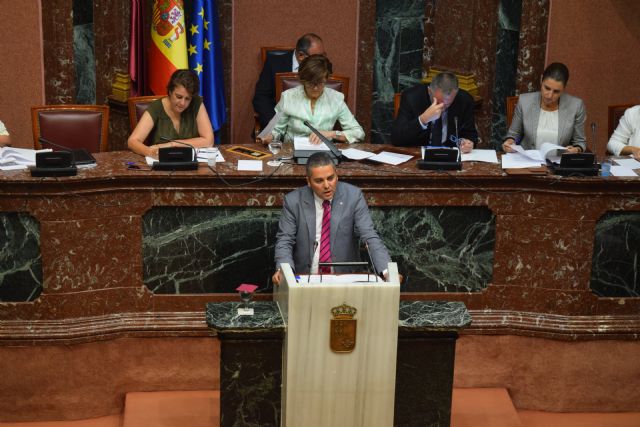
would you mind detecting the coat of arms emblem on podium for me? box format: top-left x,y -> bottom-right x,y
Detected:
330,303 -> 357,353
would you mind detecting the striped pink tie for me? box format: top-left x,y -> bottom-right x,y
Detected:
319,200 -> 331,273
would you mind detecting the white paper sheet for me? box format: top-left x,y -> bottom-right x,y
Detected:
501,153 -> 545,169
293,136 -> 331,151
340,148 -> 375,160
296,274 -> 382,284
461,149 -> 499,163
368,151 -> 413,165
613,158 -> 640,169
196,147 -> 225,163
611,166 -> 638,177
237,160 -> 263,171
0,147 -> 52,170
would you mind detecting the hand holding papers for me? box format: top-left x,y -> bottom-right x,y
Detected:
502,142 -> 566,169
294,136 -> 331,152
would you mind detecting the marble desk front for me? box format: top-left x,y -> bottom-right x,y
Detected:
1,145 -> 639,343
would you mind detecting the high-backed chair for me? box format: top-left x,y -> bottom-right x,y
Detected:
128,95 -> 163,130
393,92 -> 402,119
275,72 -> 350,103
261,46 -> 293,64
608,103 -> 636,139
506,96 -> 519,128
31,105 -> 109,152
253,47 -> 295,138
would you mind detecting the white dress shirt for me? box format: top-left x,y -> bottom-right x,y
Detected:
536,109 -> 559,149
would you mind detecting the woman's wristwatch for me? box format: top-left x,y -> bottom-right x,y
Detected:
334,130 -> 343,140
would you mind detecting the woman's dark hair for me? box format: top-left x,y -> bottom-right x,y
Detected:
167,69 -> 200,96
298,54 -> 333,85
542,62 -> 570,85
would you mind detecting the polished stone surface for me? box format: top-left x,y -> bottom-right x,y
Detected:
142,205 -> 495,294
74,23 -> 95,104
275,264 -> 401,426
374,207 -> 495,292
591,212 -> 640,297
208,303 -> 283,427
2,148 -> 640,343
0,213 -> 42,302
490,0 -> 522,148
205,301 -> 284,331
399,300 -> 472,330
516,0 -> 549,94
371,0 -> 425,144
143,207 -> 280,294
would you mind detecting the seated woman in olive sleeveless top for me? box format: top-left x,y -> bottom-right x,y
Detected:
127,69 -> 215,157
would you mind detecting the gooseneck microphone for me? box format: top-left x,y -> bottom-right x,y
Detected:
302,120 -> 343,162
39,137 -> 75,162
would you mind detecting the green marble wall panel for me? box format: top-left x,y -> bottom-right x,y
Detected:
591,212 -> 640,297
142,206 -> 495,294
0,213 -> 42,302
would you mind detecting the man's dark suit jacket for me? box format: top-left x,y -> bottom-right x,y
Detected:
392,84 -> 478,147
252,51 -> 294,130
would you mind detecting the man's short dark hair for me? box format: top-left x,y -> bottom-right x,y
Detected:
430,72 -> 459,95
295,33 -> 323,56
306,152 -> 335,177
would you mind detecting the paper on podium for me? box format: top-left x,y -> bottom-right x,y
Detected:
340,148 -> 375,160
296,274 -> 382,284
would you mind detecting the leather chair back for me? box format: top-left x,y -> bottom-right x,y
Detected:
393,93 -> 402,119
506,96 -> 519,128
261,46 -> 294,64
608,103 -> 637,138
275,72 -> 350,103
31,105 -> 109,152
128,95 -> 164,130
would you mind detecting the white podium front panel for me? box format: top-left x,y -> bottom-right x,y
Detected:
275,264 -> 400,427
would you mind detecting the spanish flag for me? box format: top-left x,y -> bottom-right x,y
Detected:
149,0 -> 188,95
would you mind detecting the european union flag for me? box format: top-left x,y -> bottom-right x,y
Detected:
187,0 -> 227,132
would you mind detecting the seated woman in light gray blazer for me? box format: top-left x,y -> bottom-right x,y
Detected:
502,62 -> 586,153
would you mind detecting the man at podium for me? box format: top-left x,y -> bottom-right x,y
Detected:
272,152 -> 391,285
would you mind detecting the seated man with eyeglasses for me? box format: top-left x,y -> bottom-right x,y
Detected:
253,33 -> 325,131
260,54 -> 364,145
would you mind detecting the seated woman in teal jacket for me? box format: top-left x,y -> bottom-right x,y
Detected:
260,55 -> 364,145
502,62 -> 586,154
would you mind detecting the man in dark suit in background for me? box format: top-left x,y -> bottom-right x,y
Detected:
272,152 -> 392,285
392,72 -> 478,152
252,33 -> 325,130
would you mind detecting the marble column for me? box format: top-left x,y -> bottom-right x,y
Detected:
206,301 -> 284,427
515,0 -> 549,94
371,0 -> 427,145
394,301 -> 472,427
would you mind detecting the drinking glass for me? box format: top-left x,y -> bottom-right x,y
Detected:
267,141 -> 282,167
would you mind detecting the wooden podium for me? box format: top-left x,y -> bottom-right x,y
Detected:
274,263 -> 401,426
